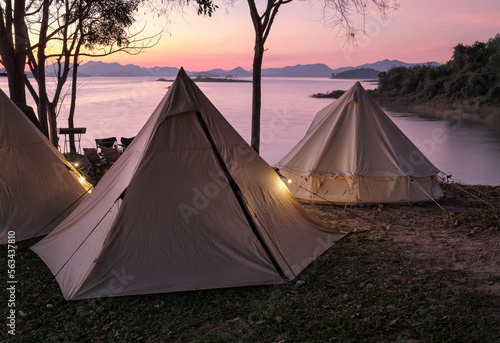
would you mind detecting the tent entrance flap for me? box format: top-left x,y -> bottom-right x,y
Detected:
195,112 -> 289,281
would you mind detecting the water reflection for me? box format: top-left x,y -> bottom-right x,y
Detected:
386,110 -> 500,185
1,76 -> 499,185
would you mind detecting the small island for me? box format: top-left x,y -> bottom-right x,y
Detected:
157,75 -> 251,83
311,90 -> 346,99
331,67 -> 380,79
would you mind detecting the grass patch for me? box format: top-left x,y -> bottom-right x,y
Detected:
2,226 -> 499,342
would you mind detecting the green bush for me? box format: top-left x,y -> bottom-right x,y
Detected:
378,34 -> 500,104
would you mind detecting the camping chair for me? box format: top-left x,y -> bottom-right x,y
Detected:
83,148 -> 109,179
95,137 -> 117,151
120,136 -> 135,151
100,146 -> 121,164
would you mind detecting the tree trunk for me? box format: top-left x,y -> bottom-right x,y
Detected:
5,68 -> 26,105
68,61 -> 79,154
36,0 -> 53,143
0,0 -> 28,106
47,102 -> 59,149
251,40 -> 264,154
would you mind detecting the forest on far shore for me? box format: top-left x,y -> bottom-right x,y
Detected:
373,34 -> 500,107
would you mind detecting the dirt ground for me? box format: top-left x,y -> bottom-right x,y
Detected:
301,183 -> 500,299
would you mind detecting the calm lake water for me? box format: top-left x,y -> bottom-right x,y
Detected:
2,76 -> 500,186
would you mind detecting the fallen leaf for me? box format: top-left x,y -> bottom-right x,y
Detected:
388,319 -> 398,326
102,321 -> 117,330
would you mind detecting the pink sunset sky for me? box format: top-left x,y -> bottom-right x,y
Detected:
97,0 -> 499,71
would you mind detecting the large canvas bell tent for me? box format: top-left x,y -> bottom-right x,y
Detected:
32,68 -> 345,300
276,82 -> 443,205
0,89 -> 92,244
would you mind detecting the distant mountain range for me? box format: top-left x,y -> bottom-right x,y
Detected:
1,59 -> 441,79
81,59 -> 441,78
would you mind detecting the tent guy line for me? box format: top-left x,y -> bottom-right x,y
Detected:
28,182 -> 95,243
53,196 -> 121,278
277,171 -> 389,230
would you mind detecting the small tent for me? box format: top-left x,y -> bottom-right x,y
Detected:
32,68 -> 345,300
0,89 -> 92,244
276,82 -> 443,204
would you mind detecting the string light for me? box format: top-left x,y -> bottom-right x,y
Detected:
79,177 -> 85,183
287,179 -> 292,184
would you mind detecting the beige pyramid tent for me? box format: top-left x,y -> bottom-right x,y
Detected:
0,89 -> 92,244
31,68 -> 345,300
276,81 -> 443,205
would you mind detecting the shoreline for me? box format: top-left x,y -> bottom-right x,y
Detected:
371,95 -> 500,125
311,87 -> 500,125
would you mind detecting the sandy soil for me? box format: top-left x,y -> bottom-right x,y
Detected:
301,183 -> 500,299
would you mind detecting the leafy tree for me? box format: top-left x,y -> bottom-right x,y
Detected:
0,0 -> 217,149
376,34 -> 500,106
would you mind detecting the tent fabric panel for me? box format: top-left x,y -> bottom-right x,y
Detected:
71,115 -> 281,299
221,145 -> 345,280
276,81 -> 443,204
357,176 -> 411,203
36,205 -> 122,300
280,171 -> 358,204
407,176 -> 443,202
0,89 -> 43,147
32,68 -> 345,300
0,145 -> 87,243
276,82 -> 441,179
30,148 -> 145,278
282,172 -> 443,205
1,89 -> 90,244
358,175 -> 443,203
